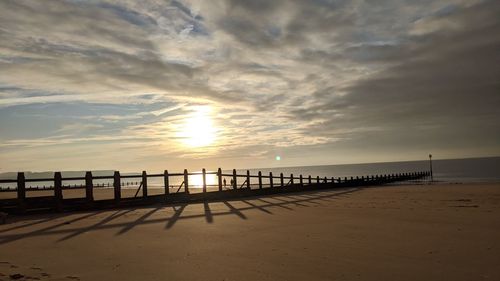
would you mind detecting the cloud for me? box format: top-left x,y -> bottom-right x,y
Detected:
289,0 -> 500,153
0,0 -> 499,171
0,0 -> 203,105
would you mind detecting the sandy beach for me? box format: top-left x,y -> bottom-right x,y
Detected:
1,182 -> 499,281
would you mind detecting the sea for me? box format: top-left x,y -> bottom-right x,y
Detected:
0,157 -> 499,190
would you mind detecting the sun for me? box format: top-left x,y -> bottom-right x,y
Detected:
178,106 -> 217,147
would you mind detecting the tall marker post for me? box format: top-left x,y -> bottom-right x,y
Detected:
429,154 -> 433,182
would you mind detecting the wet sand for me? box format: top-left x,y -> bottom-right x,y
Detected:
1,182 -> 499,281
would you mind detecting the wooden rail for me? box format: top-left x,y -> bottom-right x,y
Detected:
0,169 -> 431,214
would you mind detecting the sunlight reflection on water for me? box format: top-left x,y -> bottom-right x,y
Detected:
189,172 -> 217,187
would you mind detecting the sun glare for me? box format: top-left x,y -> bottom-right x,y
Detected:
189,172 -> 217,187
178,106 -> 217,147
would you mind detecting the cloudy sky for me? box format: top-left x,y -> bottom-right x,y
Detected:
0,0 -> 499,172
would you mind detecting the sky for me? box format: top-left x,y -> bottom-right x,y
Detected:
0,0 -> 499,173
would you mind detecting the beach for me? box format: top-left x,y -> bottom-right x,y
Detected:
1,182 -> 499,281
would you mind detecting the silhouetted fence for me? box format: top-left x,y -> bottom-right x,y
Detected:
0,168 -> 430,213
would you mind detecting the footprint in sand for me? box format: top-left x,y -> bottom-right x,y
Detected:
0,263 -> 54,281
9,273 -> 25,280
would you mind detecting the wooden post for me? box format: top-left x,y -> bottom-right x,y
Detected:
246,170 -> 251,189
324,176 -> 327,183
308,175 -> 312,185
164,170 -> 169,195
202,168 -> 207,193
232,169 -> 237,189
54,172 -> 63,211
142,171 -> 148,198
217,168 -> 222,191
317,176 -> 320,184
429,154 -> 433,181
331,177 -> 335,183
17,172 -> 26,211
269,172 -> 273,188
338,177 -> 341,183
184,169 -> 189,194
85,171 -> 93,203
114,171 -> 121,202
290,174 -> 294,185
300,175 -> 303,186
280,173 -> 284,187
258,171 -> 262,189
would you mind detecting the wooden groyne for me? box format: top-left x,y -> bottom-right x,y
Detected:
0,169 -> 430,214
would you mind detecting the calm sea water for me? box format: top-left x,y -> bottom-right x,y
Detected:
0,157 -> 498,190
251,157 -> 500,183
